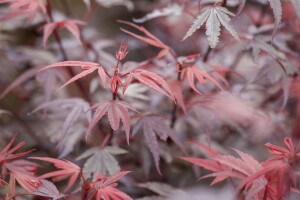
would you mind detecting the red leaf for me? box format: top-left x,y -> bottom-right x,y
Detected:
0,133 -> 34,163
183,65 -> 223,94
87,100 -> 138,144
118,20 -> 170,58
38,61 -> 106,92
123,69 -> 175,101
90,171 -> 132,200
29,157 -> 81,192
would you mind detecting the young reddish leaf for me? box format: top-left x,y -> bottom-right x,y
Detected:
87,100 -> 138,144
9,172 -> 40,196
0,0 -> 46,21
118,20 -> 170,58
0,133 -> 34,163
132,115 -> 185,175
265,137 -> 299,163
123,69 -> 175,101
90,171 -> 132,200
167,80 -> 186,114
43,22 -> 57,48
29,157 -> 81,192
43,20 -> 85,48
180,144 -> 270,199
183,65 -> 223,94
38,61 -> 107,92
115,40 -> 129,61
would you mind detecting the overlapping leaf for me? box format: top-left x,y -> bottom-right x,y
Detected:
180,144 -> 268,199
38,61 -> 107,92
0,133 -> 34,163
87,100 -> 138,143
29,157 -> 81,192
43,20 -> 85,48
132,115 -> 185,175
119,20 -> 170,58
245,36 -> 286,64
0,0 -> 46,21
32,179 -> 65,200
77,146 -> 127,181
183,6 -> 240,48
183,65 -> 223,94
123,69 -> 175,101
30,98 -> 91,148
90,171 -> 132,200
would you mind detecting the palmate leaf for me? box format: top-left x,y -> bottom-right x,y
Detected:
132,115 -> 185,175
29,157 -> 81,192
32,179 -> 65,200
87,100 -> 138,143
180,145 -> 268,199
183,65 -> 223,94
246,36 -> 286,64
43,20 -> 85,48
91,171 -> 132,200
183,6 -> 240,48
30,98 -> 92,148
0,0 -> 46,21
38,61 -> 107,92
123,69 -> 175,101
77,146 -> 127,181
119,20 -> 170,58
0,133 -> 34,163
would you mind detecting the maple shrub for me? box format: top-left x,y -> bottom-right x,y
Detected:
0,0 -> 300,199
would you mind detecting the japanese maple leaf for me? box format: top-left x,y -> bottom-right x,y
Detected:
265,137 -> 300,164
43,20 -> 85,48
90,171 -> 132,200
0,133 -> 34,163
119,20 -> 170,58
183,5 -> 240,48
132,115 -> 185,175
0,0 -> 46,21
9,171 -> 40,196
180,144 -> 270,199
183,65 -> 223,94
30,98 -> 92,148
33,179 -> 66,200
87,100 -> 138,143
77,146 -> 127,181
3,159 -> 39,176
245,35 -> 286,64
38,61 -> 107,92
123,69 -> 175,101
29,157 -> 81,192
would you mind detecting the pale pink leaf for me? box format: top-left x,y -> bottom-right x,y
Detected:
32,179 -> 65,200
